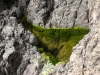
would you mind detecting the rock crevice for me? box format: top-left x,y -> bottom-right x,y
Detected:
0,0 -> 100,75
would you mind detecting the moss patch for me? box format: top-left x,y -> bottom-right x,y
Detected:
34,27 -> 89,62
21,16 -> 89,62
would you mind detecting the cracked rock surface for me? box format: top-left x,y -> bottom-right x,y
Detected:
48,0 -> 100,75
0,2 -> 54,75
2,0 -> 89,28
27,0 -> 89,28
0,0 -> 100,75
0,9 -> 42,75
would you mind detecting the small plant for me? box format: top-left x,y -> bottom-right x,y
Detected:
38,47 -> 44,53
44,52 -> 58,65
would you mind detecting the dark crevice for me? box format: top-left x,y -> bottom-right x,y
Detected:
87,9 -> 89,23
73,0 -> 83,27
44,0 -> 55,26
7,52 -> 22,75
78,0 -> 83,11
3,0 -> 18,9
73,11 -> 77,28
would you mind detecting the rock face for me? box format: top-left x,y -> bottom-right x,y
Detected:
27,0 -> 89,28
1,0 -> 89,28
0,4 -> 54,75
46,0 -> 89,28
0,9 -> 41,75
48,0 -> 100,75
0,0 -> 100,75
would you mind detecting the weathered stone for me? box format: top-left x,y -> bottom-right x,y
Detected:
0,8 -> 55,75
27,0 -> 89,28
0,9 -> 39,75
48,0 -> 100,75
1,0 -> 100,75
46,0 -> 89,28
27,0 -> 52,27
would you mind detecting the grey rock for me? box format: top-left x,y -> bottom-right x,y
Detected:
0,10 -> 39,75
17,46 -> 42,75
18,0 -> 27,7
75,0 -> 89,27
1,0 -> 89,28
46,0 -> 89,28
27,0 -> 52,27
27,0 -> 89,28
0,9 -> 54,75
18,0 -> 30,7
1,0 -> 100,75
48,0 -> 100,75
15,8 -> 22,18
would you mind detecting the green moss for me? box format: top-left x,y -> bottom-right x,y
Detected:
33,27 -> 89,62
38,47 -> 44,53
44,52 -> 58,65
21,16 -> 89,62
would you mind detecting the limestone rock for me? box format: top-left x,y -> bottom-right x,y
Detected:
1,0 -> 100,75
1,0 -> 89,28
27,0 -> 52,27
49,0 -> 100,75
27,0 -> 89,28
0,9 -> 55,75
46,0 -> 89,28
0,9 -> 39,75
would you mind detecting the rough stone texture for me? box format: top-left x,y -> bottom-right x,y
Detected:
27,0 -> 89,28
1,0 -> 89,28
48,0 -> 100,75
1,0 -> 100,75
46,0 -> 89,28
0,9 -> 40,75
18,0 -> 30,7
27,0 -> 52,27
0,9 -> 55,75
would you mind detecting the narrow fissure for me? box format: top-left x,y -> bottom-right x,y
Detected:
73,0 -> 83,27
44,0 -> 55,26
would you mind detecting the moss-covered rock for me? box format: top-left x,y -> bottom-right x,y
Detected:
33,26 -> 89,62
21,16 -> 89,62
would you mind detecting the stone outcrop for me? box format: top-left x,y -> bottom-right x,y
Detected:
48,0 -> 100,75
1,0 -> 100,75
0,5 -> 55,75
1,0 -> 89,28
0,9 -> 40,75
46,0 -> 89,28
27,0 -> 89,28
